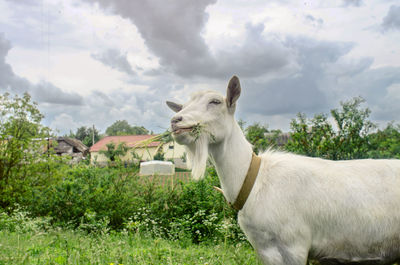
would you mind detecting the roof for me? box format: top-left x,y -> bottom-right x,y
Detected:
56,137 -> 89,153
90,135 -> 161,152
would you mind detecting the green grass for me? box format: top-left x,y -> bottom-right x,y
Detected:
0,229 -> 261,265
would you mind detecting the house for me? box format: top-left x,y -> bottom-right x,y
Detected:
52,137 -> 89,163
264,132 -> 291,147
89,135 -> 186,167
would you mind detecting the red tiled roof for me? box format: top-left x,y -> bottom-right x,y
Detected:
90,135 -> 161,152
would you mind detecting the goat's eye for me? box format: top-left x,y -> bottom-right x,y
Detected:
209,99 -> 221,105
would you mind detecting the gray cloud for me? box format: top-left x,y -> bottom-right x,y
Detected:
0,33 -> 83,106
239,38 -> 353,116
32,81 -> 83,106
335,66 -> 400,121
91,49 -> 135,75
84,0 -> 294,79
84,0 -> 216,77
342,0 -> 363,7
305,14 -> 324,27
236,36 -> 400,130
382,5 -> 400,31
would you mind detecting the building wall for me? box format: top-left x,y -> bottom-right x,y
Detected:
91,141 -> 186,166
162,141 -> 186,160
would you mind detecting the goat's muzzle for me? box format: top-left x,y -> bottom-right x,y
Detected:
171,125 -> 193,135
171,116 -> 193,135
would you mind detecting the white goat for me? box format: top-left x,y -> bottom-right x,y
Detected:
166,76 -> 400,265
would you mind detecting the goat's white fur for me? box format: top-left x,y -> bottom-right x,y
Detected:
185,133 -> 210,180
167,76 -> 400,265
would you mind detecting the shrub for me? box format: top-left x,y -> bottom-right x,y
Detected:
26,164 -> 245,244
367,122 -> 400,159
28,165 -> 143,229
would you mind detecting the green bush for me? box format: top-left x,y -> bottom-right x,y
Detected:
123,167 -> 244,244
29,165 -> 142,229
367,123 -> 400,159
26,164 -> 244,244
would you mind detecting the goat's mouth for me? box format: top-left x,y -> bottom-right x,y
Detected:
172,126 -> 194,135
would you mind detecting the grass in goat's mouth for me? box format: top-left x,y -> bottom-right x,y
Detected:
167,123 -> 214,143
189,123 -> 203,140
179,123 -> 215,142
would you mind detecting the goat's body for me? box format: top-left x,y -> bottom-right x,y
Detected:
240,151 -> 400,264
167,76 -> 400,265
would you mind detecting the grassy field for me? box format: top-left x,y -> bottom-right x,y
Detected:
0,229 -> 262,265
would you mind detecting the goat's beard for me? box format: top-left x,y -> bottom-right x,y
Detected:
185,133 -> 209,180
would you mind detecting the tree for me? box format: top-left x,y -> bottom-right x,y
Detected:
243,123 -> 283,153
99,142 -> 128,162
105,120 -> 149,136
367,123 -> 400,159
330,97 -> 376,159
0,92 -> 59,208
69,126 -> 100,147
245,123 -> 269,153
286,97 -> 376,160
286,113 -> 335,158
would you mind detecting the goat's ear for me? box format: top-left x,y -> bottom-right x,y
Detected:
226,75 -> 241,109
166,101 -> 183,113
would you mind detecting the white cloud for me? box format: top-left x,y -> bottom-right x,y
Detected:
342,0 -> 363,7
0,33 -> 84,106
50,113 -> 79,134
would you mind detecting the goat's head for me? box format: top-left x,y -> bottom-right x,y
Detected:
166,75 -> 241,180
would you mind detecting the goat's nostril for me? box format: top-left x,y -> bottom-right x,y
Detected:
171,116 -> 183,124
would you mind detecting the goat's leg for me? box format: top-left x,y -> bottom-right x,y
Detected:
256,244 -> 309,265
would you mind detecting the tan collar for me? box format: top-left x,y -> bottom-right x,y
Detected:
214,153 -> 262,211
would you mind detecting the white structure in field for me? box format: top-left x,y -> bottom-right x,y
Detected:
139,160 -> 175,176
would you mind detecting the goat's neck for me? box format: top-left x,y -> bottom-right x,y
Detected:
209,121 -> 253,204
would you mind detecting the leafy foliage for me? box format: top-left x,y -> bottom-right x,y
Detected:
0,93 -> 61,208
69,126 -> 100,147
245,123 -> 269,153
106,120 -> 149,136
26,165 -> 243,244
99,142 -> 129,162
29,165 -> 142,230
153,151 -> 165,161
286,113 -> 336,158
244,123 -> 282,153
330,97 -> 376,159
367,122 -> 400,159
286,97 -> 376,160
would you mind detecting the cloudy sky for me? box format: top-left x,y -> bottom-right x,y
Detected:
1,0 -> 399,135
